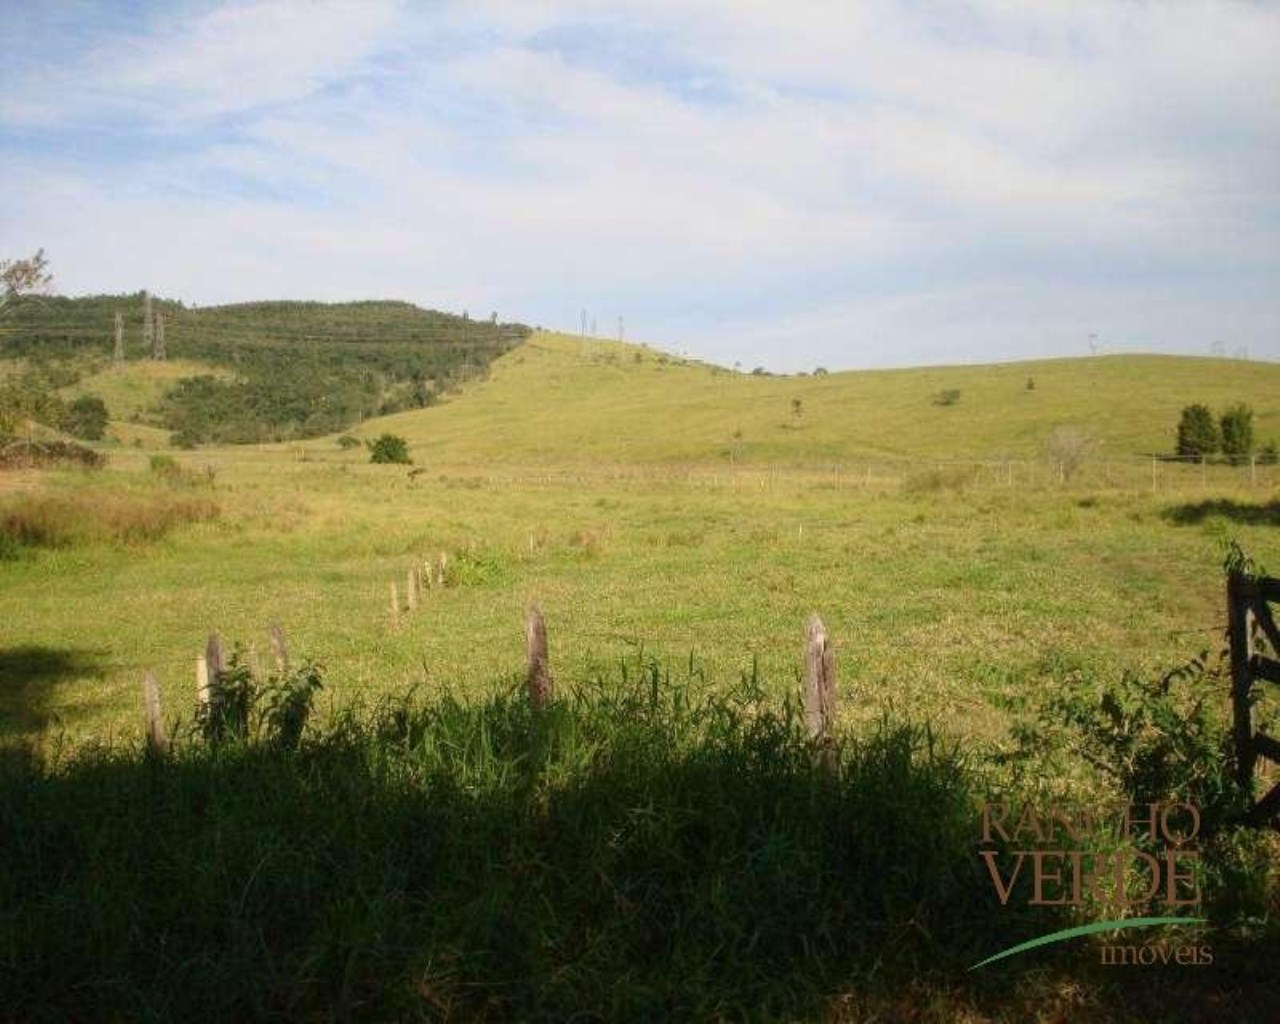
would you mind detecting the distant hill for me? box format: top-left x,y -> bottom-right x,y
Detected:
364,333 -> 1280,464
0,295 -> 530,443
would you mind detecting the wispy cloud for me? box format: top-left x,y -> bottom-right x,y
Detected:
1,0 -> 1276,369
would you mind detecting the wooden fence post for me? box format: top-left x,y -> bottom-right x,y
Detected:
268,622 -> 289,674
436,551 -> 448,588
1227,572 -> 1255,789
390,581 -> 400,626
803,613 -> 836,742
407,567 -> 419,610
142,671 -> 169,756
205,633 -> 225,721
196,654 -> 209,710
525,604 -> 553,708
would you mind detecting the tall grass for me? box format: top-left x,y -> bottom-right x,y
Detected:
0,674 -> 1018,1021
0,490 -> 218,551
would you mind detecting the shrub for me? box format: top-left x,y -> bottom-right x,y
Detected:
0,438 -> 104,470
62,394 -> 108,441
1176,403 -> 1219,460
336,434 -> 362,450
1259,441 -> 1279,466
1220,404 -> 1255,465
1045,425 -> 1093,480
368,433 -> 411,464
932,388 -> 961,407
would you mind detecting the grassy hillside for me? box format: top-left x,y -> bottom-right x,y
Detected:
365,333 -> 1280,464
61,359 -> 232,422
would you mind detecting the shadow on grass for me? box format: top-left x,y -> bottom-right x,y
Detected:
2,682 -> 1270,1022
0,645 -> 105,741
0,682 -> 1045,1022
1161,499 -> 1280,527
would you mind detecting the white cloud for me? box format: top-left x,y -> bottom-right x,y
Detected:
1,0 -> 1277,366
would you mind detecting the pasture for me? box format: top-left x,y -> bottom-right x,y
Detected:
2,337 -> 1279,1020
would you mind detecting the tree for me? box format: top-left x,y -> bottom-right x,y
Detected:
0,249 -> 53,314
1220,404 -> 1254,465
63,394 -> 109,441
1175,404 -> 1219,460
1046,426 -> 1094,481
368,433 -> 411,464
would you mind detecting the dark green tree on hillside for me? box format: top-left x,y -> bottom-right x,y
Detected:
1175,404 -> 1219,460
1220,404 -> 1254,465
369,433 -> 411,465
63,394 -> 109,441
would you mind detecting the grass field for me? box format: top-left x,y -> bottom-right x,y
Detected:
3,336 -> 1279,749
2,337 -> 1279,1020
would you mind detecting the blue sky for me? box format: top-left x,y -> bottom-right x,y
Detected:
2,0 -> 1277,370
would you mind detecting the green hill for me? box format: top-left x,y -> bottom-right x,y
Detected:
1,295 -> 530,442
361,332 -> 1280,463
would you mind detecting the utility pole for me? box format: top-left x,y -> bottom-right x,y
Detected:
113,312 -> 124,365
142,291 -> 154,357
617,316 -> 624,343
580,308 -> 587,337
154,311 -> 166,360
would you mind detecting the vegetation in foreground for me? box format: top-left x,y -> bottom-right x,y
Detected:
3,652 -> 1276,1023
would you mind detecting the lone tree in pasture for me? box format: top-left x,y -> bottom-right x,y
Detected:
1219,404 -> 1254,465
1175,404 -> 1220,461
369,433 -> 412,465
1045,426 -> 1094,481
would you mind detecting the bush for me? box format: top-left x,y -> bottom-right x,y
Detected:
1045,425 -> 1093,480
1220,404 -> 1255,465
62,394 -> 108,441
368,433 -> 411,464
1259,441 -> 1279,466
1176,403 -> 1219,459
336,434 -> 361,450
0,438 -> 104,470
932,388 -> 961,407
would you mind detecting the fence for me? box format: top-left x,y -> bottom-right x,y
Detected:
142,604 -> 841,759
1227,571 -> 1280,827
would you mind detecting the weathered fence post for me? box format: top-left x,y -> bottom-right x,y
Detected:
142,671 -> 169,756
205,633 -> 225,721
1227,571 -> 1256,789
196,654 -> 209,710
525,604 -> 553,708
267,622 -> 289,674
803,613 -> 836,741
436,551 -> 448,588
407,566 -> 419,610
390,581 -> 400,626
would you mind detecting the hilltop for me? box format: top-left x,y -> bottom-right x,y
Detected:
0,295 -> 530,443
362,333 -> 1280,463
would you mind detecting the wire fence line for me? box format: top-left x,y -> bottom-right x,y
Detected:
404,456 -> 1280,494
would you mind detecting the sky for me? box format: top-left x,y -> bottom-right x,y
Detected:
1,0 -> 1277,372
